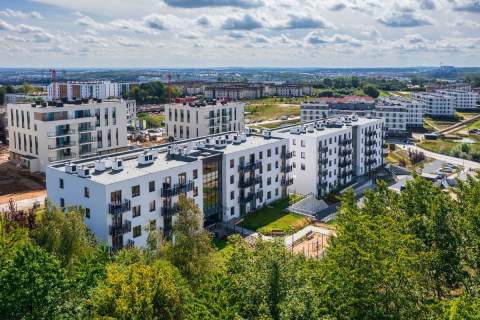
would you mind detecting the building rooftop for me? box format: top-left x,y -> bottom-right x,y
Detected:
10,99 -> 125,110
49,131 -> 285,184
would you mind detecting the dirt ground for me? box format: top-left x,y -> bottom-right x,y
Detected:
292,231 -> 332,259
0,146 -> 46,205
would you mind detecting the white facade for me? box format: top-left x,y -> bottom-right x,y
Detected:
266,84 -> 313,97
273,116 -> 385,198
413,92 -> 455,117
436,90 -> 479,110
48,81 -> 137,100
7,99 -> 129,172
46,132 -> 291,249
125,100 -> 137,125
165,101 -> 245,140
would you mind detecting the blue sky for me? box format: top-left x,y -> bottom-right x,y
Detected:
0,0 -> 479,68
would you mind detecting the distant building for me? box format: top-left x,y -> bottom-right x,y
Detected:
47,81 -> 138,101
7,99 -> 129,172
413,92 -> 455,117
435,90 -> 478,110
5,93 -> 48,104
165,101 -> 245,140
266,84 -> 313,97
0,106 -> 7,144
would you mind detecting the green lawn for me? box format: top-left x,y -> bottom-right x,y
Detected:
418,139 -> 480,156
245,101 -> 300,122
138,113 -> 165,128
238,194 -> 310,235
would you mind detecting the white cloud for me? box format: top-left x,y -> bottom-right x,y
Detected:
377,10 -> 435,27
0,9 -> 43,20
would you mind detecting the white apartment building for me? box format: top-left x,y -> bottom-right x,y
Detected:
8,99 -> 128,172
266,84 -> 313,97
204,85 -> 264,100
46,131 -> 291,249
436,90 -> 479,110
273,116 -> 385,198
125,100 -> 137,126
165,101 -> 244,140
413,92 -> 455,117
5,93 -> 48,104
48,81 -> 137,100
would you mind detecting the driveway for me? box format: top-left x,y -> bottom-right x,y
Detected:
398,144 -> 480,171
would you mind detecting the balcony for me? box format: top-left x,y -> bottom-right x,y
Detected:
366,131 -> 377,137
48,152 -> 77,162
78,124 -> 95,133
238,176 -> 262,188
79,137 -> 95,144
161,181 -> 195,197
48,141 -> 76,150
366,159 -> 377,166
47,129 -> 75,137
79,148 -> 98,157
281,151 -> 293,159
238,192 -> 255,203
238,161 -> 262,172
281,165 -> 293,173
319,170 -> 328,177
109,220 -> 131,236
317,182 -> 328,189
281,178 -> 294,187
109,199 -> 131,215
256,190 -> 264,200
366,150 -> 376,156
161,204 -> 179,217
365,140 -> 377,147
320,147 -> 328,153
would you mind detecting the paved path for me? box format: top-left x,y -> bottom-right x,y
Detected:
439,113 -> 480,135
398,144 -> 480,171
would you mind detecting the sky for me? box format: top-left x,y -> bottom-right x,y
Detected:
0,0 -> 479,68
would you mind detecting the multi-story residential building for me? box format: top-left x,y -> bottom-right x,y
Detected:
436,90 -> 479,110
204,84 -> 264,100
301,97 -> 424,136
273,116 -> 385,198
266,84 -> 313,97
5,93 -> 48,104
165,101 -> 244,140
0,106 -> 7,144
46,131 -> 291,249
7,99 -> 128,172
413,92 -> 455,117
124,100 -> 137,126
48,81 -> 137,101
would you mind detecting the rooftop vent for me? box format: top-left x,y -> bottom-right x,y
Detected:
95,160 -> 106,172
307,125 -> 314,133
290,127 -> 301,134
262,130 -> 272,139
138,151 -> 154,166
232,134 -> 241,145
65,163 -> 77,174
77,166 -> 90,178
300,125 -> 307,133
215,138 -> 227,148
112,159 -> 123,171
244,127 -> 252,136
205,138 -> 213,147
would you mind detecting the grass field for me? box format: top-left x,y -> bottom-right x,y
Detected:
244,98 -> 300,122
138,113 -> 165,128
418,139 -> 480,155
386,149 -> 433,169
424,117 -> 458,131
238,194 -> 309,235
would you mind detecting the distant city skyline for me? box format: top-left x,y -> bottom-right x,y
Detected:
0,0 -> 479,68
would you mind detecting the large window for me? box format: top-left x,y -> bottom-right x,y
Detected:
203,156 -> 222,225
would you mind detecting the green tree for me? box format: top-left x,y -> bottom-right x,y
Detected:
32,202 -> 96,268
461,142 -> 471,154
363,85 -> 380,98
318,188 -> 432,318
0,86 -> 5,105
0,243 -> 66,319
91,259 -> 194,319
167,195 -> 215,285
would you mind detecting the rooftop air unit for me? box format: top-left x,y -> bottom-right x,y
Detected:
205,138 -> 213,147
95,159 -> 106,172
65,163 -> 77,174
262,130 -> 272,139
244,127 -> 252,136
300,125 -> 307,133
138,151 -> 154,166
77,166 -> 91,178
290,127 -> 301,134
307,125 -> 314,133
112,159 -> 123,171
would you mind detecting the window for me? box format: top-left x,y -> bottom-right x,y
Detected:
267,149 -> 271,157
301,140 -> 306,147
267,177 -> 272,186
301,164 -> 306,171
60,198 -> 65,208
275,147 -> 279,155
85,208 -> 91,219
84,187 -> 90,198
259,151 -> 263,159
230,175 -> 234,184
275,161 -> 279,169
230,159 -> 234,168
267,163 -> 271,172
301,152 -> 305,159
230,191 -> 235,200
132,185 -> 140,197
230,207 -> 235,216
193,169 -> 198,179
275,188 -> 279,196
193,186 -> 198,197
267,191 -> 271,200
133,225 -> 142,238
59,178 -> 64,189
149,201 -> 156,212
293,139 -> 296,145
149,181 -> 155,192
133,205 -> 141,217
